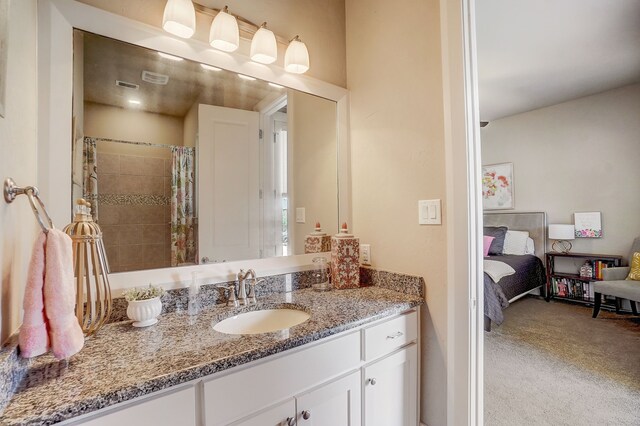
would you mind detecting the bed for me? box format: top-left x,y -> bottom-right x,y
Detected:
483,212 -> 547,331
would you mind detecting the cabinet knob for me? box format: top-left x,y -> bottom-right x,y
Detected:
302,410 -> 311,420
286,417 -> 296,426
368,377 -> 377,386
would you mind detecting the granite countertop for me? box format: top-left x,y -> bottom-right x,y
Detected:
0,286 -> 423,425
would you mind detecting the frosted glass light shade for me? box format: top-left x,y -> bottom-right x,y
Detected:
285,37 -> 310,74
548,224 -> 575,240
209,7 -> 239,52
162,0 -> 196,39
251,25 -> 277,64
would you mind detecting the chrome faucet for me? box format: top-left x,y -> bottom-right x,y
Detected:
237,269 -> 257,305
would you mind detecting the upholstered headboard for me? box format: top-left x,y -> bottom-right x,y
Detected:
483,211 -> 547,261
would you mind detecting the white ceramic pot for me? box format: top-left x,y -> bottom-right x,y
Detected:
127,297 -> 162,327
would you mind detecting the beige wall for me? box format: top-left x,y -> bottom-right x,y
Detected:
481,84 -> 640,261
84,102 -> 184,146
289,91 -> 338,253
0,0 -> 38,342
345,1 -> 448,425
76,0 -> 347,88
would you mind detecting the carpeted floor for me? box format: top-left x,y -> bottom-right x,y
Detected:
484,297 -> 640,426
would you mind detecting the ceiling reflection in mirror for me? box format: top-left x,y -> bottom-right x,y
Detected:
72,30 -> 338,273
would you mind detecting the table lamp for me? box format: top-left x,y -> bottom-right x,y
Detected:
548,224 -> 575,253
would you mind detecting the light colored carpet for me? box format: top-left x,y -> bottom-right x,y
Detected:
484,297 -> 640,426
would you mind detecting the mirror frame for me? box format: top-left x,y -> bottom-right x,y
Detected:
38,0 -> 351,292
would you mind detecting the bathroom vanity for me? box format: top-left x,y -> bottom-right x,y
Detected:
0,285 -> 422,425
0,2 -> 426,424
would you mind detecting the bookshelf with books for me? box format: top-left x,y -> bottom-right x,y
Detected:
545,252 -> 622,303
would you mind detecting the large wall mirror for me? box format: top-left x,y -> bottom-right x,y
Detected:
72,30 -> 339,273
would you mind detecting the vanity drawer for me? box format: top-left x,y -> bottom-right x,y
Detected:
362,310 -> 417,361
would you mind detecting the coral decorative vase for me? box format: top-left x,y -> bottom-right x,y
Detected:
127,297 -> 162,327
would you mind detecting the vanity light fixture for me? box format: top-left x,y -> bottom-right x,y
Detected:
162,0 -> 196,39
161,1 -> 311,73
268,82 -> 284,89
209,6 -> 240,52
250,22 -> 277,64
284,36 -> 310,74
200,63 -> 222,72
238,74 -> 257,81
157,52 -> 184,61
128,99 -> 141,105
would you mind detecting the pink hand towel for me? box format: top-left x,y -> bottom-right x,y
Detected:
44,229 -> 85,359
18,232 -> 50,358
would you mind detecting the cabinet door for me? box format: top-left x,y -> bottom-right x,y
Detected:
295,371 -> 361,426
229,399 -> 295,426
363,344 -> 418,426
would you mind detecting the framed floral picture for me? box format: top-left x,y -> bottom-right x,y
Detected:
574,212 -> 602,238
482,162 -> 514,210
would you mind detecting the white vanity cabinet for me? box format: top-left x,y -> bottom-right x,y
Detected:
293,371 -> 361,425
202,331 -> 362,425
230,371 -> 361,426
68,309 -> 418,426
361,310 -> 419,426
362,345 -> 418,426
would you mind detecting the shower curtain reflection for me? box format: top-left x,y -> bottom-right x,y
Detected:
170,146 -> 196,266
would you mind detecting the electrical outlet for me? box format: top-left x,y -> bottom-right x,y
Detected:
361,244 -> 371,265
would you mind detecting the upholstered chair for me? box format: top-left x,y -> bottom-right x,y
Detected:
592,237 -> 640,317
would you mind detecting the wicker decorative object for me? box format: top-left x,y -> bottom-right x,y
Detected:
63,199 -> 112,335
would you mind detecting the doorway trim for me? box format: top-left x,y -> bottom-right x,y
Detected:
440,0 -> 484,424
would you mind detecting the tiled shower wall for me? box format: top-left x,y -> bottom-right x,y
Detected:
96,144 -> 172,272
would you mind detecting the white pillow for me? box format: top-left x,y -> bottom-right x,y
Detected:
502,230 -> 530,255
525,237 -> 535,255
484,260 -> 516,282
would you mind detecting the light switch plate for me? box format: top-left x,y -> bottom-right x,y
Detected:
295,207 -> 305,223
419,199 -> 441,225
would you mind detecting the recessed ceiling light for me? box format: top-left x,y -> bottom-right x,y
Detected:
158,52 -> 183,61
268,82 -> 284,89
128,99 -> 141,105
238,74 -> 256,81
200,64 -> 222,72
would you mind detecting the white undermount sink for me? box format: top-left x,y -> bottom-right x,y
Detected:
213,309 -> 310,335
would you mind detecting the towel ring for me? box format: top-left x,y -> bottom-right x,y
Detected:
3,178 -> 55,233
